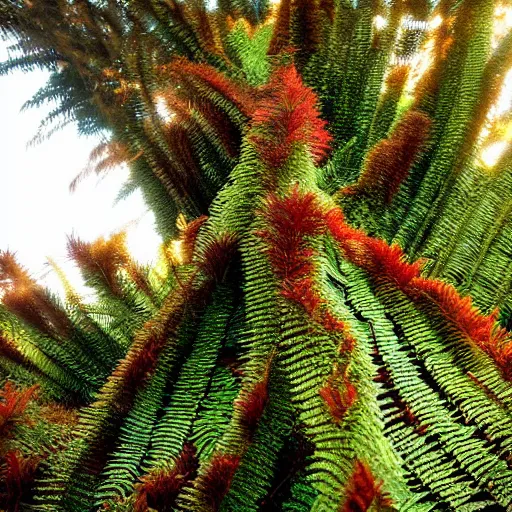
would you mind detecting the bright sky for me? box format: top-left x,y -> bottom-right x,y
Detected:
0,42 -> 161,298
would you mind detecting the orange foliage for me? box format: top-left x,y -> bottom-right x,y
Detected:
68,233 -> 129,296
347,111 -> 431,204
68,232 -> 152,298
0,252 -> 73,338
250,65 -> 332,169
326,207 -> 512,378
385,65 -> 409,92
340,460 -> 393,512
39,403 -> 79,426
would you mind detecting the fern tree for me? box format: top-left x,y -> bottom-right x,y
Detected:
1,0 -> 512,510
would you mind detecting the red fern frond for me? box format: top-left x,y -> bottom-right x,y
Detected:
134,443 -> 198,512
250,65 -> 331,169
352,110 -> 431,203
0,381 -> 39,435
326,206 -> 512,378
319,377 -> 357,423
201,454 -> 240,511
0,451 -> 40,512
259,188 -> 349,334
259,187 -> 325,279
326,207 -> 422,289
340,460 -> 392,512
366,239 -> 423,289
411,278 -> 510,363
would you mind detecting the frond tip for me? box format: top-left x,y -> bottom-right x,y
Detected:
249,65 -> 332,169
345,110 -> 431,203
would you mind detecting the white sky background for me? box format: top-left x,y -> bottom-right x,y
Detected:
0,42 -> 161,298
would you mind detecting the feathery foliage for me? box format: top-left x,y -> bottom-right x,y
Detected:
2,0 -> 512,510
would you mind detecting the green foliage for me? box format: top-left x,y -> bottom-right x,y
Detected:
2,0 -> 512,510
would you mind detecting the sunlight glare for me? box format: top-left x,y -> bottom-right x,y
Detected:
481,141 -> 508,168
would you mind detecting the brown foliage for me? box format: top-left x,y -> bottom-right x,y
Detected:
348,110 -> 431,203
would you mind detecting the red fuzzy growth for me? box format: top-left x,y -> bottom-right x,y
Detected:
0,381 -> 39,436
201,454 -> 240,511
340,460 -> 393,512
259,187 -> 324,311
134,443 -> 198,512
259,187 -> 348,333
366,239 -> 423,290
349,111 -> 431,204
180,215 -> 209,264
411,278 -> 512,373
168,59 -> 256,118
0,451 -> 40,512
319,378 -> 357,423
250,65 -> 331,169
326,207 -> 512,378
268,0 -> 292,55
326,207 -> 422,290
236,380 -> 269,439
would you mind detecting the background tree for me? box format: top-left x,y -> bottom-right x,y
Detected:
1,0 -> 512,510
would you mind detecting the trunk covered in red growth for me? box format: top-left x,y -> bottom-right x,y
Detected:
250,65 -> 331,170
347,111 -> 431,203
340,460 -> 393,512
259,187 -> 345,332
134,443 -> 198,512
200,454 -> 241,511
